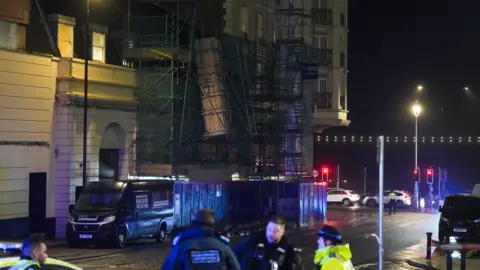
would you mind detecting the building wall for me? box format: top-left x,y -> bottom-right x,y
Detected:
54,58 -> 137,238
0,48 -> 57,238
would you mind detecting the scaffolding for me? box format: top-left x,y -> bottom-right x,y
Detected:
260,1 -> 311,178
119,1 -> 199,177
119,0 -> 319,180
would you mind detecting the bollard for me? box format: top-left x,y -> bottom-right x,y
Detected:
460,250 -> 466,270
426,232 -> 433,260
446,251 -> 453,270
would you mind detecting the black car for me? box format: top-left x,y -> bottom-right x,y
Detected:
438,194 -> 480,243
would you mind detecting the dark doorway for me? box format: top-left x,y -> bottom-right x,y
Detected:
99,149 -> 119,180
29,173 -> 47,234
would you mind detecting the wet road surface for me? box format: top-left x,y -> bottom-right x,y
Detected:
47,206 -> 438,269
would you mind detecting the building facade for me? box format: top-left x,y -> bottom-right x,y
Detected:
0,2 -> 137,238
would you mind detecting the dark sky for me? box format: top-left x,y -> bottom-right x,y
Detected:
339,0 -> 480,136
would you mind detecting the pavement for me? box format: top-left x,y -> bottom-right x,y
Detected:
397,241 -> 480,269
3,205 -> 441,269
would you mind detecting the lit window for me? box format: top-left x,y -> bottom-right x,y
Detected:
92,32 -> 105,62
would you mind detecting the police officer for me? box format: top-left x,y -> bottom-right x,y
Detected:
162,209 -> 241,270
9,237 -> 48,270
233,215 -> 303,270
313,225 -> 353,270
388,190 -> 397,215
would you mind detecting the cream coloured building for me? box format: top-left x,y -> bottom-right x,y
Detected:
0,5 -> 137,238
222,0 -> 350,174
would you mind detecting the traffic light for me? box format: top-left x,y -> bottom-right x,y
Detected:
426,169 -> 434,184
413,169 -> 419,182
321,167 -> 329,182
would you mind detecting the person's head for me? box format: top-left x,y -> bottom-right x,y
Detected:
266,216 -> 286,244
390,190 -> 394,193
21,238 -> 48,264
191,208 -> 215,228
317,225 -> 343,249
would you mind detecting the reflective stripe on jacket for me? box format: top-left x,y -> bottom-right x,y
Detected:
319,252 -> 354,270
389,193 -> 396,200
8,259 -> 40,270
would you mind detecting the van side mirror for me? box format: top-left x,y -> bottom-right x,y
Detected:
69,204 -> 75,214
439,205 -> 443,212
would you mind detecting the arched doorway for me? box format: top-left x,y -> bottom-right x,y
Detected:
99,123 -> 125,181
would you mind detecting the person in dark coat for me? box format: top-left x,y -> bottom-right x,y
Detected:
233,216 -> 303,270
161,209 -> 241,270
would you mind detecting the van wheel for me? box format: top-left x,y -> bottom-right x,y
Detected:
115,228 -> 126,248
156,223 -> 167,243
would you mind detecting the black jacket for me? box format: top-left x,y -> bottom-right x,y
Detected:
233,231 -> 303,270
161,226 -> 241,270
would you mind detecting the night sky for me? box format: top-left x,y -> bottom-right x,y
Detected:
334,0 -> 480,136
318,1 -> 480,191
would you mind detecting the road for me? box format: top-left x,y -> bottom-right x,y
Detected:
46,206 -> 438,269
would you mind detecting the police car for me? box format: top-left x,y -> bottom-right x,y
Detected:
0,242 -> 83,270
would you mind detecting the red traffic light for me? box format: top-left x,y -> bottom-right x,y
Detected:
427,169 -> 433,175
322,168 -> 329,174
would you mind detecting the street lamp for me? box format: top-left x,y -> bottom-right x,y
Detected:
416,85 -> 424,92
412,102 -> 422,210
82,0 -> 91,186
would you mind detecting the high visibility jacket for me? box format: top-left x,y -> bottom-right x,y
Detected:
389,192 -> 396,200
314,244 -> 354,270
8,259 -> 40,270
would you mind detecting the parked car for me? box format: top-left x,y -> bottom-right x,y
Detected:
0,257 -> 83,270
327,188 -> 361,206
0,242 -> 83,270
362,190 -> 412,207
438,194 -> 480,243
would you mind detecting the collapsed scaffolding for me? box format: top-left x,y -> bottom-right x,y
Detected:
120,0 -> 320,180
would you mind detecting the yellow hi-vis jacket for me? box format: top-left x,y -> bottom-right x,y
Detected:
389,192 -> 396,200
8,259 -> 40,270
314,243 -> 354,270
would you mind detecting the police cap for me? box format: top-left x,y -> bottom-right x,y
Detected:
317,225 -> 343,242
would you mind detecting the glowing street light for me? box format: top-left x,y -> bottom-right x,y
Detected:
417,85 -> 424,92
412,101 -> 422,211
464,86 -> 470,91
412,104 -> 421,117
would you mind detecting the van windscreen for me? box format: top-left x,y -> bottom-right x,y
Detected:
75,193 -> 122,211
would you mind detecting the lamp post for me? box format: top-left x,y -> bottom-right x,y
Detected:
82,0 -> 90,186
412,102 -> 422,210
412,103 -> 421,168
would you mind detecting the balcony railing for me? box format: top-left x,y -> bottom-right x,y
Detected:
311,9 -> 333,25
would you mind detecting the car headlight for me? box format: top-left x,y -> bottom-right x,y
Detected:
474,219 -> 480,223
103,216 -> 115,223
68,215 -> 75,223
441,217 -> 449,222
